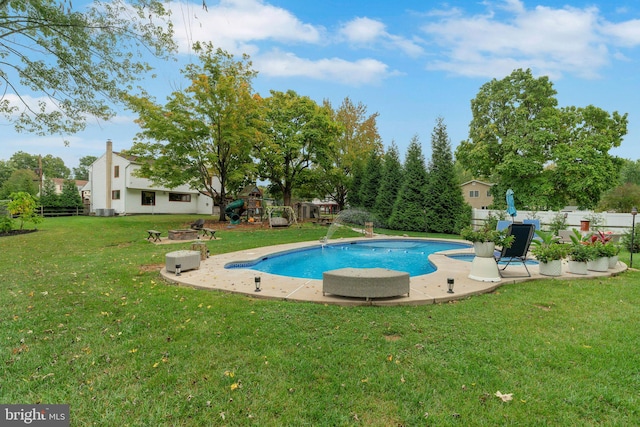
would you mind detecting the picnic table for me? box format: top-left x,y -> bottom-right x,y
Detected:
201,228 -> 217,240
146,229 -> 161,242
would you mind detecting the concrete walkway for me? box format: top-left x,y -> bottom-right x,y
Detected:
160,237 -> 627,306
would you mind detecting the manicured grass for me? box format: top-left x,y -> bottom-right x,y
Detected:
1,215 -> 639,426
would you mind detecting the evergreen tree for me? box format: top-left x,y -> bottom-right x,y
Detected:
388,136 -> 429,231
374,142 -> 404,227
59,180 -> 82,208
425,117 -> 468,234
39,179 -> 60,208
359,150 -> 383,211
347,161 -> 365,208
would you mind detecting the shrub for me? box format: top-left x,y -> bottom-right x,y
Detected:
0,216 -> 13,233
622,228 -> 640,253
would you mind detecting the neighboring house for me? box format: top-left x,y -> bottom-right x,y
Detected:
88,140 -> 216,216
461,180 -> 494,209
50,178 -> 88,197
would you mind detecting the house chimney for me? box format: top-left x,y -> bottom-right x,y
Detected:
106,140 -> 112,210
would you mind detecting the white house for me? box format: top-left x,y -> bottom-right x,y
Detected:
88,140 -> 217,216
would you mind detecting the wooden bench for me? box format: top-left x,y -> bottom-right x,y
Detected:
146,229 -> 161,242
201,228 -> 217,240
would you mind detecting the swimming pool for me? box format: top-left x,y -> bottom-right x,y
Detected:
225,239 -> 472,280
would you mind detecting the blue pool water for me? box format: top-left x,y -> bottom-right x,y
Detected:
447,253 -> 539,266
225,239 -> 471,280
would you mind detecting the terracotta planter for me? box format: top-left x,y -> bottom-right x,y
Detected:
539,259 -> 563,276
473,241 -> 496,258
587,257 -> 609,272
567,260 -> 588,275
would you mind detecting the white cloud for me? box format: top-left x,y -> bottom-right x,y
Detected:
255,50 -> 394,85
169,0 -> 323,55
340,17 -> 386,43
600,19 -> 640,47
340,17 -> 424,57
421,0 -> 611,79
2,94 -> 60,116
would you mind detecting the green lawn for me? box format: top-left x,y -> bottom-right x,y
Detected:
1,215 -> 639,426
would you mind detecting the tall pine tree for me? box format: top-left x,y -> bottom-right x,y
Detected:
59,179 -> 83,208
347,160 -> 365,208
425,117 -> 468,233
388,136 -> 429,231
359,150 -> 383,211
374,142 -> 404,227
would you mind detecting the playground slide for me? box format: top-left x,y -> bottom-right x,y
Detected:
225,199 -> 245,224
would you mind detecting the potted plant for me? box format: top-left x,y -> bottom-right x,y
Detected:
460,224 -> 514,283
531,230 -> 569,276
460,225 -> 514,257
567,229 -> 595,275
586,230 -> 613,272
606,241 -> 621,269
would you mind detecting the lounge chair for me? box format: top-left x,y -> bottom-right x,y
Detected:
190,218 -> 205,230
496,220 -> 511,231
495,223 -> 536,277
523,219 -> 542,242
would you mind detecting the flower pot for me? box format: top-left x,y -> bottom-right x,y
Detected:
608,255 -> 619,269
587,257 -> 609,272
473,241 -> 496,258
539,259 -> 562,276
468,256 -> 501,282
567,260 -> 588,275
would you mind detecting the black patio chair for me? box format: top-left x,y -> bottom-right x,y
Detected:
495,223 -> 536,277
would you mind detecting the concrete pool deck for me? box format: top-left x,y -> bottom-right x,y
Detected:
160,236 -> 628,306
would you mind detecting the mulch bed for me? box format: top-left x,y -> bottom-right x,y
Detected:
0,229 -> 38,238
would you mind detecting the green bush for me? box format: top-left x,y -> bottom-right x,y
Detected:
622,228 -> 640,253
0,216 -> 13,233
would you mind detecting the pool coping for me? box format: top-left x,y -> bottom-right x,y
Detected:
159,236 -> 627,306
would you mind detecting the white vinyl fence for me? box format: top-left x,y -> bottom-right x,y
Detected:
472,209 -> 637,236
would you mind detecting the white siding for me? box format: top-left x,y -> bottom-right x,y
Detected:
89,149 -> 214,215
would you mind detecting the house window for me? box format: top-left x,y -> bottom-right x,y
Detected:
114,165 -> 119,178
112,190 -> 120,200
469,190 -> 479,198
169,193 -> 191,202
487,190 -> 492,197
141,191 -> 155,206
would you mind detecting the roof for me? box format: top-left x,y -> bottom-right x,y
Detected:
460,179 -> 494,187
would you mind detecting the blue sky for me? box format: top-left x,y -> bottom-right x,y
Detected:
3,0 -> 640,171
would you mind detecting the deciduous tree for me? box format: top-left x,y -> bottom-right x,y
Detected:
7,191 -> 42,229
1,0 -> 175,136
126,43 -> 258,220
314,98 -> 382,210
619,159 -> 640,186
73,156 -> 97,181
0,169 -> 38,199
456,69 -> 627,210
255,90 -> 337,207
598,183 -> 640,213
